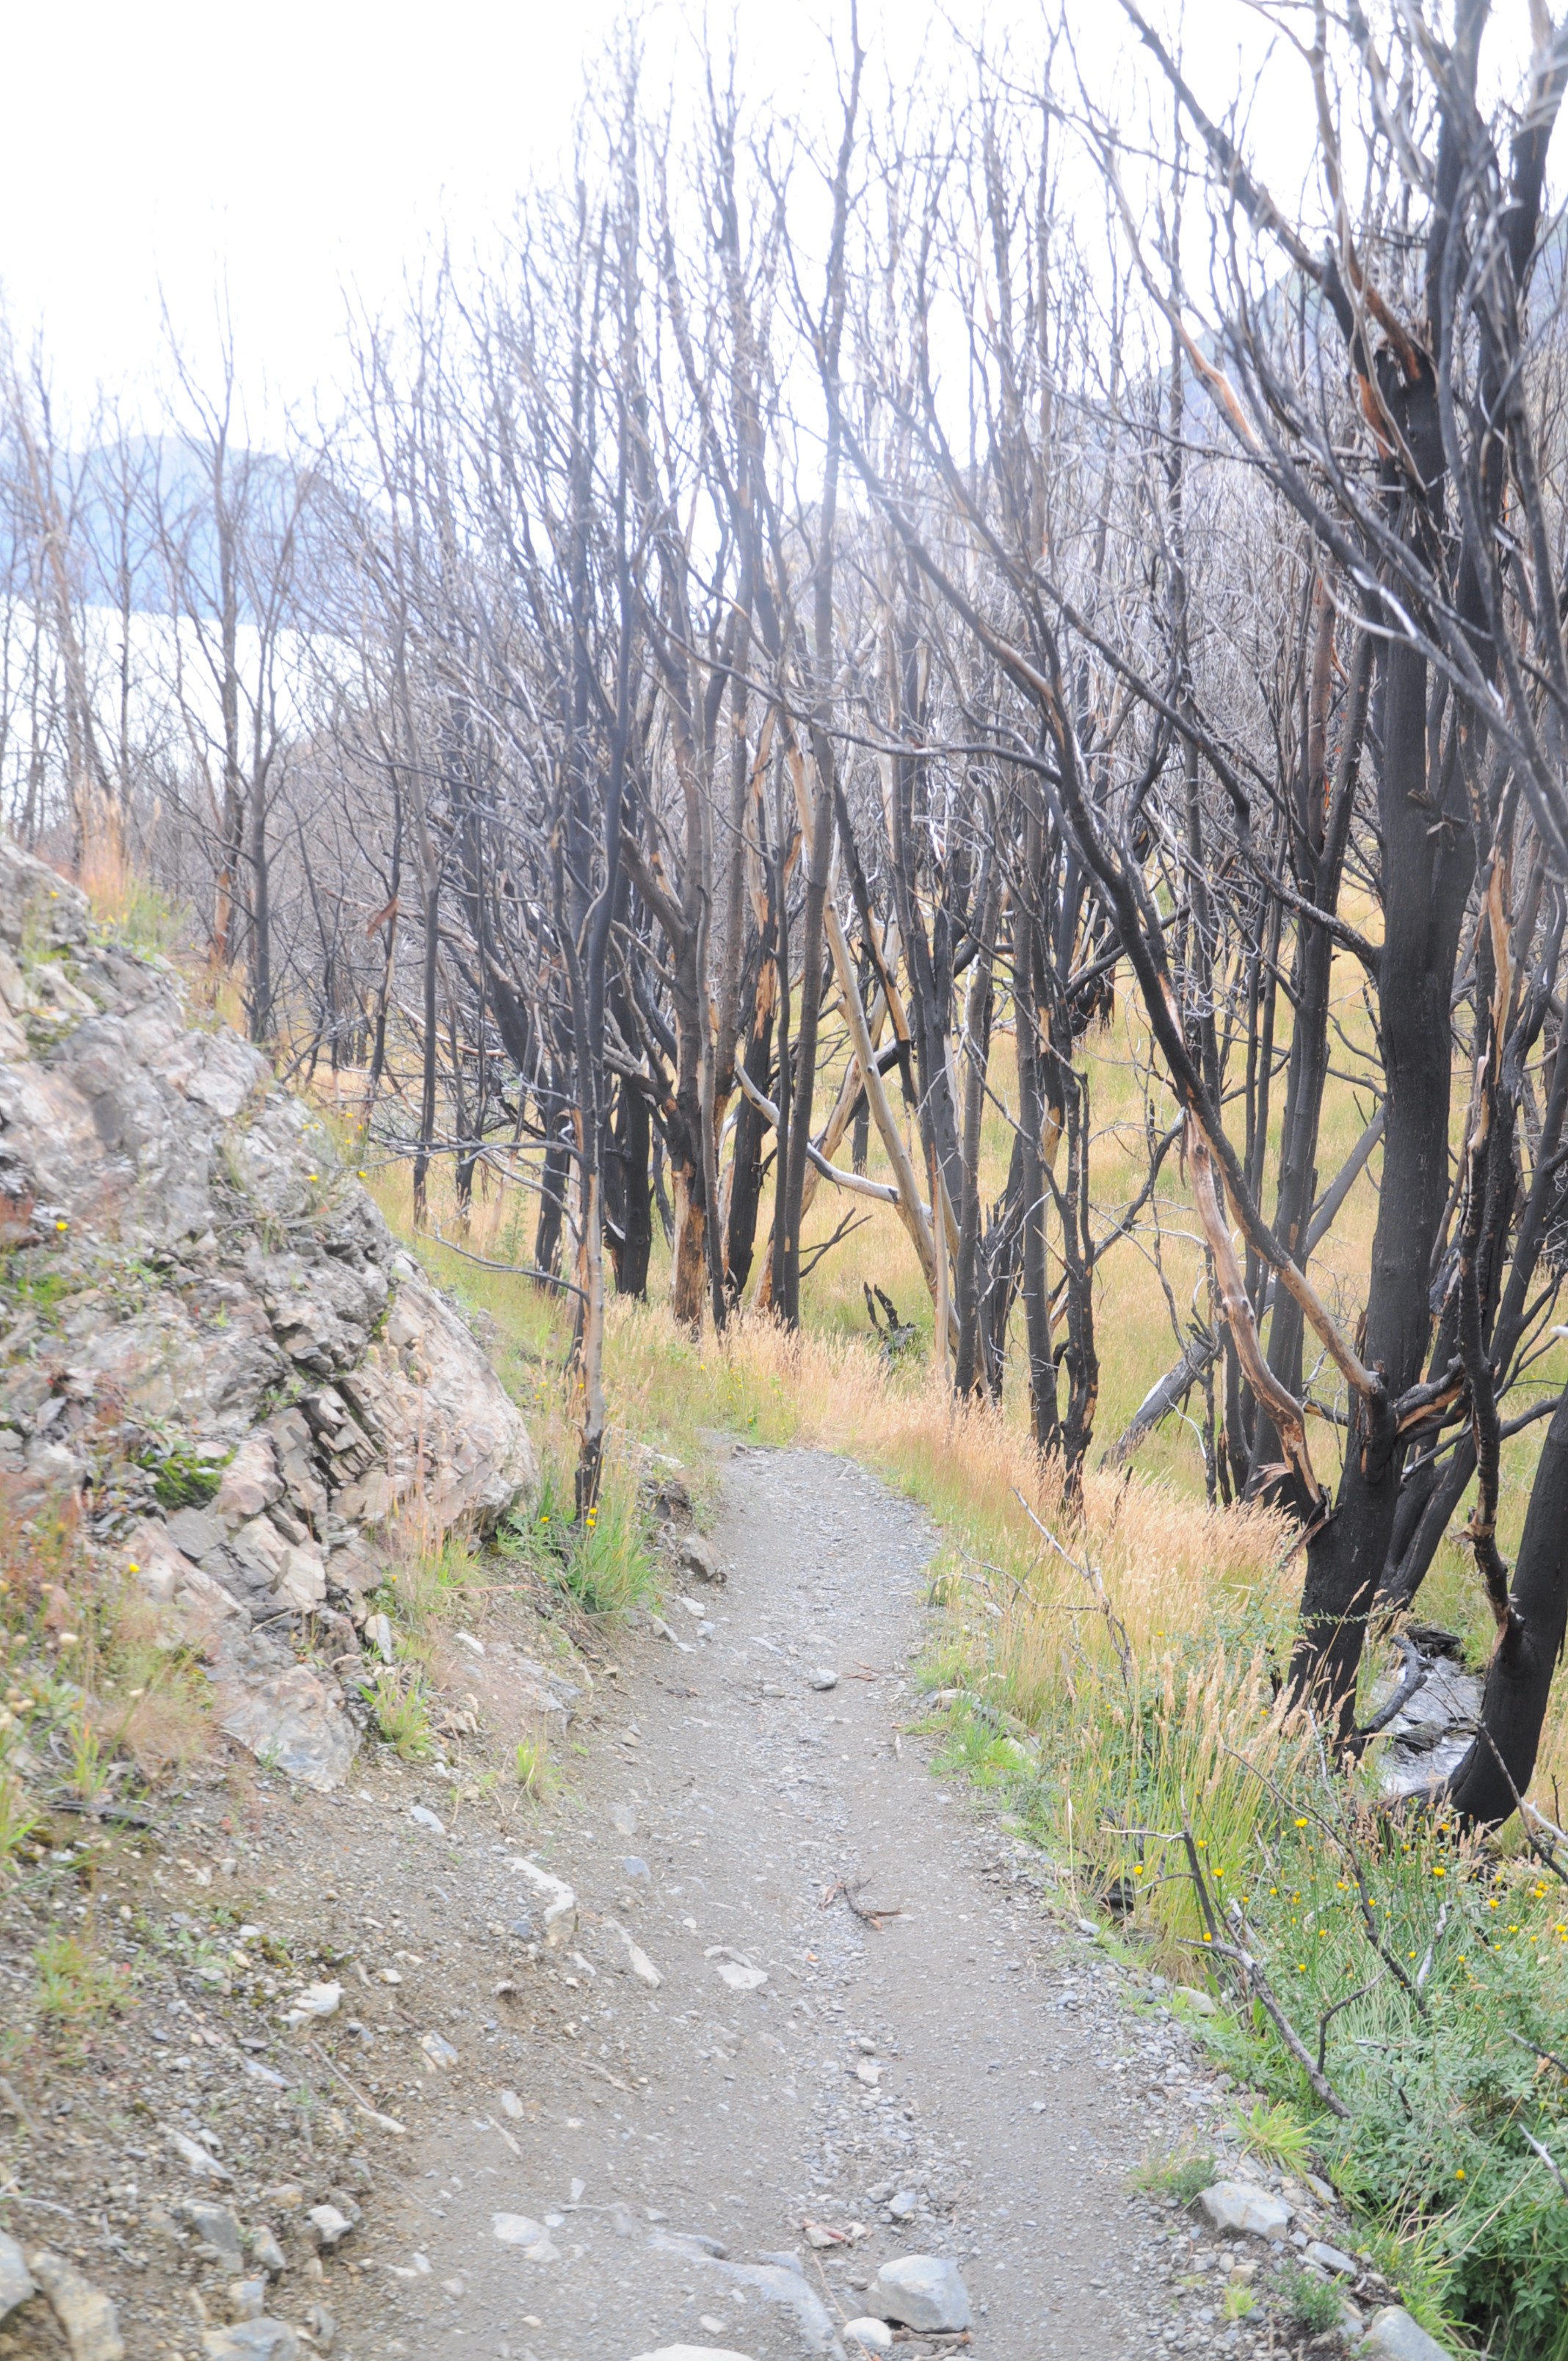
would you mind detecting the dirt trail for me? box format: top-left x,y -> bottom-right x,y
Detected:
344,1445 -> 1217,2361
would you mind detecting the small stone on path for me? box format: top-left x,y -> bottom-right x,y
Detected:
249,2229 -> 286,2277
162,2125 -> 233,2182
491,2213 -> 560,2260
631,2350 -> 755,2361
809,1668 -> 839,1690
181,2201 -> 245,2271
305,2204 -> 354,2252
678,1532 -> 725,1583
283,1979 -> 341,2025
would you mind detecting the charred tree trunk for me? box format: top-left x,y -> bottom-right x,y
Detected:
1291,646 -> 1473,1727
776,772 -> 833,1327
1445,1390 -> 1568,1824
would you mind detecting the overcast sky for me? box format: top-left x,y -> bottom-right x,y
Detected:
0,2 -> 1539,440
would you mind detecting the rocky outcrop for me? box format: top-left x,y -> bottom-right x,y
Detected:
0,836 -> 536,1787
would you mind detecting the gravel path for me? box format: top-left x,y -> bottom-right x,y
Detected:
349,1443 -> 1274,2361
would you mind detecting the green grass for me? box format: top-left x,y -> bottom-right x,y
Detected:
513,1735 -> 553,1798
1233,2097 -> 1317,2173
33,1930 -> 130,2048
0,1771 -> 39,1871
363,1668 -> 434,1761
1136,2150 -> 1216,2205
497,1453 -> 658,1618
133,1436 -> 231,1512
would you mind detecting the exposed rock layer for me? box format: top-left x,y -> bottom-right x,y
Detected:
0,837 -> 536,1786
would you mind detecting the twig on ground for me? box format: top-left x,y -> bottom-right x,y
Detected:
1169,1816 -> 1349,2115
1415,1901 -> 1449,1992
1172,1929 -> 1351,2118
308,2040 -> 406,2135
820,1876 -> 905,1930
581,2058 -> 634,2095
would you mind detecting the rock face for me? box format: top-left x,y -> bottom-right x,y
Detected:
0,837 -> 536,1788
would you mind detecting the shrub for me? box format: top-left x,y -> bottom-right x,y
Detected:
1279,2263 -> 1344,2335
501,1454 -> 656,1617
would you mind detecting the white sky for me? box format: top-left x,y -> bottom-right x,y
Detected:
0,1 -> 1542,438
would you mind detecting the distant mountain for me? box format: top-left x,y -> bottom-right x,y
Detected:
1,432 -> 316,626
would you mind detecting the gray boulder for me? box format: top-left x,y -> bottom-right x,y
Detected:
0,2231 -> 34,2323
178,2200 -> 245,2272
864,2255 -> 971,2332
1197,2180 -> 1293,2240
26,2249 -> 125,2361
1360,2307 -> 1453,2360
678,1531 -> 725,1584
214,1661 -> 360,1794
